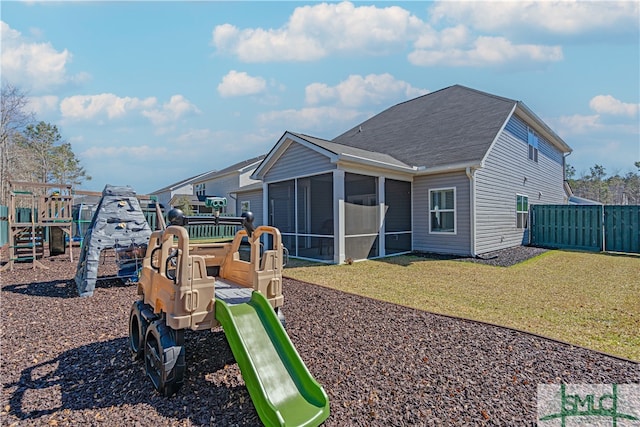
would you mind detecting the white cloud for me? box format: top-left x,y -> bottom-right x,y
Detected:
141,95 -> 200,126
26,95 -> 59,116
589,95 -> 639,117
175,128 -> 216,144
553,114 -> 603,135
409,35 -> 563,67
212,1 -> 424,62
217,70 -> 267,97
258,106 -> 362,132
174,128 -> 279,159
429,1 -> 639,37
60,93 -> 157,120
0,21 -> 87,91
211,2 -> 566,69
305,73 -> 428,107
60,93 -> 199,126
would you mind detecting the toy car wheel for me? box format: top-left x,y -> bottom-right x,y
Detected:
128,300 -> 149,360
144,319 -> 185,397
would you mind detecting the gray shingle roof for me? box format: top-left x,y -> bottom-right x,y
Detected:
331,85 -> 517,169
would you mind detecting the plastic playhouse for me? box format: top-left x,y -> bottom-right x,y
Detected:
128,199 -> 330,426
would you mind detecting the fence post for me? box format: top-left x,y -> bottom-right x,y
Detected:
601,204 -> 605,252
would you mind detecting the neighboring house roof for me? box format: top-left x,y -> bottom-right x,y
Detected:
151,171 -> 210,194
564,181 -> 602,205
330,84 -> 571,171
569,195 -> 603,205
192,155 -> 266,184
231,182 -> 263,193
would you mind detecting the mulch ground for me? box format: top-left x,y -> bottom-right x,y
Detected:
1,247 -> 638,426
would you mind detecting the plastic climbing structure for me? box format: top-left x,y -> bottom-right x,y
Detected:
129,200 -> 330,426
74,184 -> 164,297
1,181 -> 74,272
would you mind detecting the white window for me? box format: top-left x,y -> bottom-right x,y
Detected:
517,194 -> 529,229
528,128 -> 539,162
195,183 -> 206,196
429,187 -> 456,233
241,201 -> 250,213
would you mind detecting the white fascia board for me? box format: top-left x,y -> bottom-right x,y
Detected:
516,103 -> 572,154
251,132 -> 338,180
480,103 -> 518,168
336,153 -> 418,174
251,133 -> 293,180
414,161 -> 481,176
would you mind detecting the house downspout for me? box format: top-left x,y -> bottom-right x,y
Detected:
466,167 -> 477,257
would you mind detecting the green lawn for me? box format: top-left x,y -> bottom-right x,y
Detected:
284,250 -> 640,361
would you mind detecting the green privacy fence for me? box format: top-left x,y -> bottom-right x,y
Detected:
531,205 -> 640,254
0,205 -> 7,246
142,210 -> 237,241
604,205 -> 640,253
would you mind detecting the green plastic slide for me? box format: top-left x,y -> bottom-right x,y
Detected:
215,292 -> 330,427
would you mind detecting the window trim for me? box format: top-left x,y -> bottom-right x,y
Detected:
527,128 -> 539,163
516,193 -> 529,229
429,187 -> 457,235
240,200 -> 250,213
195,183 -> 206,197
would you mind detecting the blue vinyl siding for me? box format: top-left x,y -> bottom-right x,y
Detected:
504,115 -> 563,165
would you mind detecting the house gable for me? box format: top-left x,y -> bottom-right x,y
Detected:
264,142 -> 335,182
255,132 -> 337,183
474,114 -> 568,254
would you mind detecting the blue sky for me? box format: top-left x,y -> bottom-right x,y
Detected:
1,1 -> 639,194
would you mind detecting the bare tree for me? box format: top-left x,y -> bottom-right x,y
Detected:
0,83 -> 34,203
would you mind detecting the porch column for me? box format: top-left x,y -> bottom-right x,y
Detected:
378,176 -> 386,258
261,182 -> 269,226
333,169 -> 345,264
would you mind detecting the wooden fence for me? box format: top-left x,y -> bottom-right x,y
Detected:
530,205 -> 640,254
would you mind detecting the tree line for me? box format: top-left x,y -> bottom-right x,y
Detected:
566,162 -> 640,205
0,84 -> 90,204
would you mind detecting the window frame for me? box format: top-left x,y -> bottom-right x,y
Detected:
195,183 -> 206,197
240,200 -> 250,213
527,128 -> 539,163
429,187 -> 456,235
516,194 -> 529,229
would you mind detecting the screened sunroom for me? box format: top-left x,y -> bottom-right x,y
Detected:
266,171 -> 412,263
